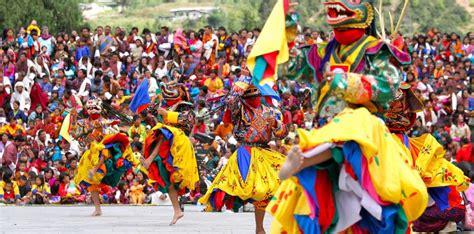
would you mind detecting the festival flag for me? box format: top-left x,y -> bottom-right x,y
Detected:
246,0 -> 292,101
59,113 -> 73,143
129,79 -> 151,113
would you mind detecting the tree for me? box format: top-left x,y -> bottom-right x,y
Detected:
0,0 -> 83,34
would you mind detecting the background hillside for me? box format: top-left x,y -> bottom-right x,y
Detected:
82,0 -> 473,35
0,0 -> 471,35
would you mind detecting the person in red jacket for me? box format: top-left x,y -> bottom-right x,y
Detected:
456,137 -> 474,164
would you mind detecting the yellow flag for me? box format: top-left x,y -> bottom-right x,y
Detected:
59,113 -> 73,143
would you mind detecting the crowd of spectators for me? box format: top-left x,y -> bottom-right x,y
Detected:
0,20 -> 472,205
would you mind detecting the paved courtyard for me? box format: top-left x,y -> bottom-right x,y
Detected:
0,205 -> 272,233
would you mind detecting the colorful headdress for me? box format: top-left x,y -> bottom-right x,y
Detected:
324,0 -> 375,29
243,84 -> 261,99
384,83 -> 424,133
85,98 -> 103,120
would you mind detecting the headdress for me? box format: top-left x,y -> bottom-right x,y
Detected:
384,83 -> 424,133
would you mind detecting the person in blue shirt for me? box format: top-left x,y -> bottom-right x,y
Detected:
40,75 -> 53,95
8,101 -> 27,124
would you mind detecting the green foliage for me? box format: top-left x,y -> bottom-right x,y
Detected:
397,0 -> 471,34
0,0 -> 84,33
85,0 -> 471,35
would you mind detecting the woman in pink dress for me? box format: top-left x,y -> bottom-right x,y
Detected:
188,31 -> 202,65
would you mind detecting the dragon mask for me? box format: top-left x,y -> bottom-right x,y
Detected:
324,0 -> 374,29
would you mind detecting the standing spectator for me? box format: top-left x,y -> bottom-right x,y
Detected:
1,135 -> 25,170
188,31 -> 203,65
202,26 -> 218,66
157,26 -> 173,59
38,26 -> 55,56
10,82 -> 31,112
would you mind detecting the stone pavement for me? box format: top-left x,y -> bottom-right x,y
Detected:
0,205 -> 272,234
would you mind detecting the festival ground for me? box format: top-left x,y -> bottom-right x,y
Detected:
0,205 -> 271,233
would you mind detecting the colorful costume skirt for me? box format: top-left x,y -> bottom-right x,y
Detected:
75,133 -> 139,192
144,123 -> 199,194
199,146 -> 285,211
395,133 -> 470,191
268,108 -> 429,234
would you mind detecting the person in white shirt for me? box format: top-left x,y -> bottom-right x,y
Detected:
10,82 -> 31,112
143,70 -> 159,99
203,26 -> 218,62
157,26 -> 173,59
154,60 -> 169,79
2,76 -> 12,94
416,76 -> 434,100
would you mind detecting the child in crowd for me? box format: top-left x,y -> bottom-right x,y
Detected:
58,173 -> 79,204
124,171 -> 134,187
17,175 -> 32,204
32,175 -> 51,204
114,181 -> 129,204
15,160 -> 29,181
129,179 -> 145,205
0,169 -> 20,204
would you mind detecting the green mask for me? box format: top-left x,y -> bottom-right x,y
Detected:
324,0 -> 374,29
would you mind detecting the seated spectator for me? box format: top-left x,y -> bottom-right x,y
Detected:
15,160 -> 29,181
128,115 -> 147,142
0,169 -> 20,204
114,181 -> 129,204
8,101 -> 27,124
214,122 -> 233,140
129,179 -> 145,205
31,175 -> 50,204
203,70 -> 223,94
17,175 -> 32,204
57,172 -> 79,204
456,137 -> 474,164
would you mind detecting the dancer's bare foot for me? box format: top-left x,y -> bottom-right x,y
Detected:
91,210 -> 102,216
169,211 -> 184,225
256,228 -> 266,234
279,146 -> 304,180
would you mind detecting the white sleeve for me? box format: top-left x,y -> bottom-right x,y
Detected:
158,35 -> 173,51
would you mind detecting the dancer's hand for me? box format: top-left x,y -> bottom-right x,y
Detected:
157,107 -> 167,116
143,156 -> 153,170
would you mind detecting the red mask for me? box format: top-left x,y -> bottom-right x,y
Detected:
245,97 -> 260,108
334,29 -> 365,45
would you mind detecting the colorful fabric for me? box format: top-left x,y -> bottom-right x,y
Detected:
395,134 -> 470,191
199,146 -> 285,211
247,0 -> 292,100
144,123 -> 198,193
268,108 -> 428,233
59,113 -> 73,143
129,78 -> 150,113
298,108 -> 428,221
74,133 -> 139,190
268,163 -> 339,234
